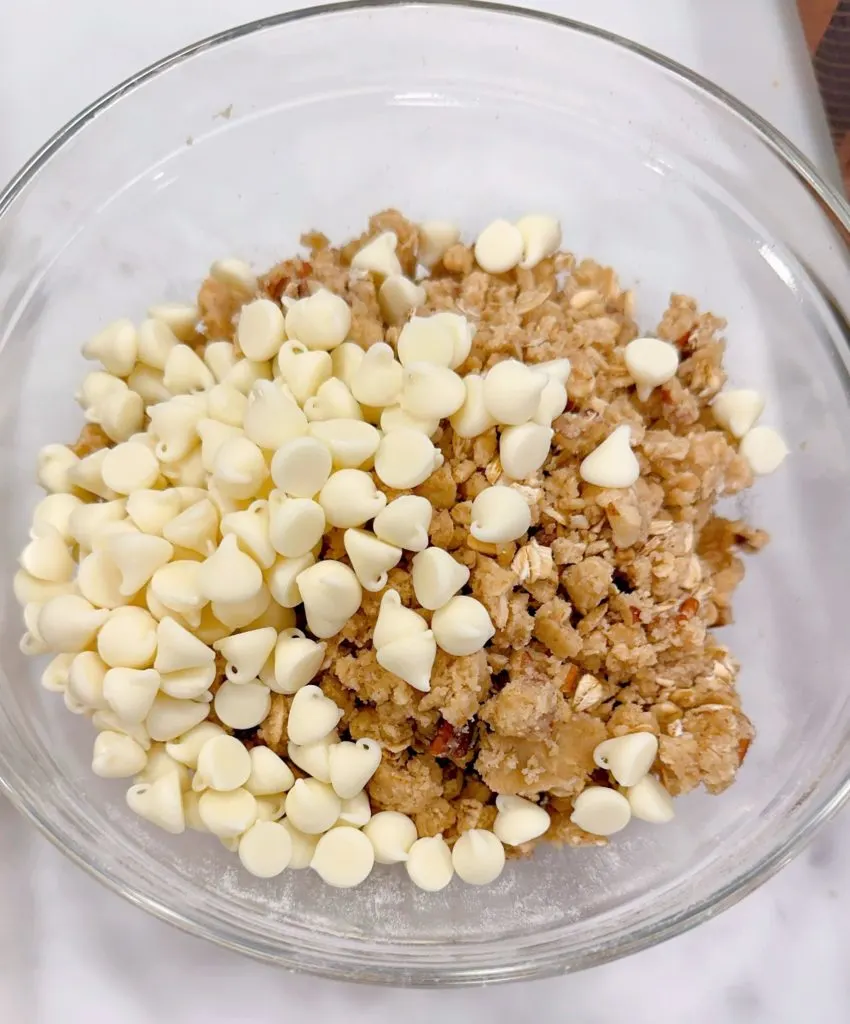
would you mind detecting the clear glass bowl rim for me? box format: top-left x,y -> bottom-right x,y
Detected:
2,0 -> 849,985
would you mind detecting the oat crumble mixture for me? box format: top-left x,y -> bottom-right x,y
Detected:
64,208 -> 766,857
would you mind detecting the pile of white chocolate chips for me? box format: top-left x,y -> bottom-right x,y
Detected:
17,213 -> 787,891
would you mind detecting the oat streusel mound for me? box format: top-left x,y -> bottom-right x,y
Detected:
249,210 -> 761,851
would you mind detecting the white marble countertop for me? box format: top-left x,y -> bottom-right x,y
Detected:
1,1 -> 847,1021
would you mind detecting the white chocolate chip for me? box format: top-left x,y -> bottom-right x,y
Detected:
221,502 -> 276,569
593,732 -> 659,787
236,298 -> 285,361
303,378 -> 362,422
350,231 -> 402,278
712,388 -> 765,439
127,366 -> 171,405
64,651 -> 107,710
405,835 -> 454,892
208,383 -> 248,427
31,493 -> 83,544
194,734 -> 252,792
242,380 -> 308,450
285,288 -> 351,352
150,558 -> 206,626
533,378 -> 568,425
137,744 -> 190,785
267,552 -> 315,608
165,721 -> 225,768
149,396 -> 206,464
451,829 -> 506,885
224,358 -> 272,396
308,419 -> 381,469
213,588 -> 272,631
288,734 -> 338,783
163,343 -> 215,395
103,530 -> 174,597
626,775 -> 675,823
69,449 -> 118,500
400,363 -> 465,419
272,630 -> 325,694
98,388 -> 146,442
126,771 -> 185,834
103,666 -> 160,724
338,790 -> 372,827
311,827 -> 375,887
297,560 -> 362,638
433,311 -> 475,369
379,405 -> 440,437
328,738 -> 382,799
474,220 -> 524,274
214,627 -> 277,685
37,596 -> 107,654
198,534 -> 264,604
624,337 -> 680,402
287,684 -> 344,745
570,787 -> 631,836
41,652 -> 75,694
92,602 -> 155,659
37,444 -> 79,494
470,485 -> 531,543
146,695 -> 210,742
375,630 -> 436,692
285,778 -> 342,834
411,547 -> 470,610
268,493 -> 325,558
19,524 -> 75,583
319,469 -> 387,528
159,663 -> 216,700
279,819 -> 319,868
484,360 -> 547,425
397,316 -> 455,367
418,221 -> 460,267
270,437 -> 332,498
343,529 -> 402,591
579,425 -> 640,488
67,502 -> 126,552
378,276 -> 426,326
331,342 -> 365,388
92,709 -> 151,752
92,731 -> 148,778
238,820 -> 293,877
210,258 -> 257,294
212,436 -> 268,500
198,787 -> 257,838
374,428 -> 443,490
739,425 -> 788,476
244,746 -> 295,796
431,596 -> 495,656
213,681 -> 271,730
126,488 -> 182,536
450,374 -> 497,439
372,495 -> 433,552
146,304 -> 199,343
493,794 -> 551,846
372,589 -> 428,650
516,214 -> 561,269
363,810 -> 417,864
349,342 -> 403,408
101,442 -> 160,495
154,610 -> 216,675
13,570 -> 76,608
280,348 -> 333,406
77,369 -> 126,412
83,319 -> 138,377
161,499 -> 219,557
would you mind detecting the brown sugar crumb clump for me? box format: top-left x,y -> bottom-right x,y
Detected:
190,209 -> 766,845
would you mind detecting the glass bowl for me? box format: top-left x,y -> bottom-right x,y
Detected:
2,0 -> 850,987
